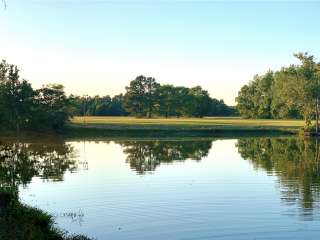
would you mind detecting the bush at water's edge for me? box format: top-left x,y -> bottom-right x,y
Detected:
0,189 -> 93,240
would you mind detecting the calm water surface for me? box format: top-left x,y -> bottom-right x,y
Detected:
2,137 -> 320,239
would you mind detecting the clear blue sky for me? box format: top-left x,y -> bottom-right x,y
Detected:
1,0 -> 320,105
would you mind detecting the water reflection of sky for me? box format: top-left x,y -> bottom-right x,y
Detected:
14,138 -> 320,240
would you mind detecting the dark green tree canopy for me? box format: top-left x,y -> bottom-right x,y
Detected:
122,75 -> 235,118
0,60 -> 73,131
236,52 -> 320,131
123,75 -> 160,118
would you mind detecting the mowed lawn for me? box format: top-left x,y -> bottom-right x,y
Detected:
70,116 -> 305,132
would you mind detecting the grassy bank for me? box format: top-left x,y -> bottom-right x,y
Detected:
0,189 -> 92,240
68,116 -> 304,137
0,117 -> 305,139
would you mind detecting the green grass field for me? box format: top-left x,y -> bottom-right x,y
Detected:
70,116 -> 304,134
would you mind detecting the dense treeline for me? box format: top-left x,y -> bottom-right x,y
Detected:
124,76 -> 235,118
0,60 -> 73,132
0,59 -> 236,132
72,75 -> 236,118
71,94 -> 129,116
236,52 -> 320,131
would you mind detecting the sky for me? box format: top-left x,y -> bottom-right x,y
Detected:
1,1 -> 320,105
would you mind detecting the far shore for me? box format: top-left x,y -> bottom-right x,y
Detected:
66,116 -> 303,137
0,117 -> 308,139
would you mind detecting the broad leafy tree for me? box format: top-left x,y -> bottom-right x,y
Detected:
124,75 -> 160,118
33,84 -> 73,130
0,62 -> 35,132
236,72 -> 273,119
0,60 -> 73,132
236,52 -> 320,132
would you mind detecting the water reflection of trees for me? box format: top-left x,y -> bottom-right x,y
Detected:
0,140 -> 77,190
117,140 -> 212,174
237,137 -> 320,217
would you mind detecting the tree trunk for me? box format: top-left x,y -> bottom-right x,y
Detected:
148,102 -> 152,118
304,113 -> 309,130
16,122 -> 20,136
14,109 -> 20,136
316,139 -> 319,174
316,98 -> 319,135
148,106 -> 152,118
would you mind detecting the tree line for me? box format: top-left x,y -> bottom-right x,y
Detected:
72,75 -> 236,118
0,60 -> 236,132
71,94 -> 128,117
236,52 -> 320,131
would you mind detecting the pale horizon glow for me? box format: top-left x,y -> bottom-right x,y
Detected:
1,1 -> 320,105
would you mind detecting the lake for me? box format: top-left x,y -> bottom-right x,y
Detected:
2,137 -> 320,239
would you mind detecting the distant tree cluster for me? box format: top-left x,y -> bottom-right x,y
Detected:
72,75 -> 236,118
236,53 -> 320,130
71,94 -> 128,116
123,75 -> 236,118
0,60 -> 73,132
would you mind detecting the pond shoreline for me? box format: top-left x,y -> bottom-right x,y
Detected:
65,124 -> 297,137
0,116 -> 306,139
66,116 -> 305,138
0,189 -> 92,240
0,125 -> 297,141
